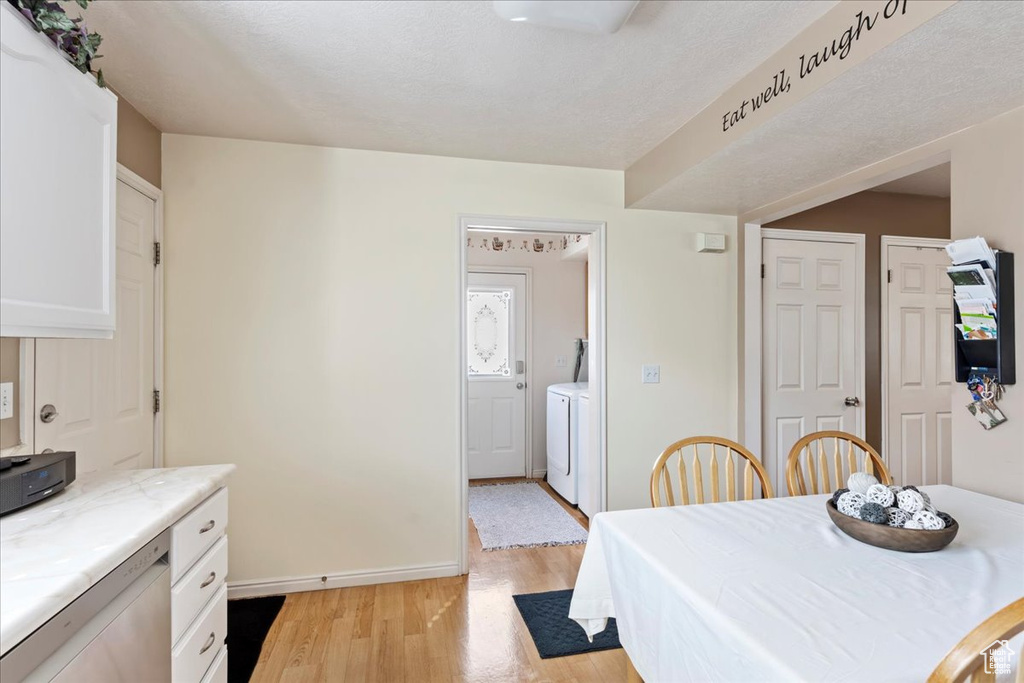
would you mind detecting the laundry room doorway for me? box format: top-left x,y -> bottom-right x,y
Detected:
458,216 -> 606,573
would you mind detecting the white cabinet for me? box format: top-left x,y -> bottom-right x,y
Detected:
0,3 -> 118,339
171,488 -> 229,682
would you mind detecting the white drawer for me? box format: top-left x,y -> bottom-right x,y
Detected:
172,488 -> 228,582
200,646 -> 227,683
172,535 -> 228,643
173,584 -> 227,683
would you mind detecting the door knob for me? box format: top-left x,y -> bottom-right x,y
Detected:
844,397 -> 861,407
39,404 -> 58,423
516,382 -> 525,390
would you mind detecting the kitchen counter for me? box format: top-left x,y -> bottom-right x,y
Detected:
0,465 -> 235,656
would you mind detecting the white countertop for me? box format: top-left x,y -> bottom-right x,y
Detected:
0,465 -> 235,655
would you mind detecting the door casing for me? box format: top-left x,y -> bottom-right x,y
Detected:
457,214 -> 606,574
879,235 -> 953,482
747,227 -> 866,495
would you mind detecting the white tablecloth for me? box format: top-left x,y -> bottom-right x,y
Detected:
569,486 -> 1024,682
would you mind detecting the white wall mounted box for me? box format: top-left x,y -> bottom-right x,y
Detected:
0,3 -> 118,339
696,233 -> 727,253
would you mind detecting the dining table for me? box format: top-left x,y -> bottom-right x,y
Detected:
568,485 -> 1024,682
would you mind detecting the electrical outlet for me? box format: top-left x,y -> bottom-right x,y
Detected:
555,355 -> 567,368
0,382 -> 12,420
642,365 -> 660,384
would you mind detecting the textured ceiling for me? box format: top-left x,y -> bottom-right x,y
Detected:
82,0 -> 834,169
633,1 -> 1024,214
871,163 -> 951,197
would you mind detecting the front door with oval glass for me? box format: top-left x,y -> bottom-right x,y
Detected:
467,272 -> 527,478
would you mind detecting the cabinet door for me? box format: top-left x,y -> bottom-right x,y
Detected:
0,4 -> 117,338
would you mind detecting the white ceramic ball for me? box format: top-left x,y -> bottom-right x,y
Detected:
847,472 -> 879,495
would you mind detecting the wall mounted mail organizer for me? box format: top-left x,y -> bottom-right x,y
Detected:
947,242 -> 1015,386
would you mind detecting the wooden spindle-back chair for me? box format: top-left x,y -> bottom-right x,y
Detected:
650,436 -> 773,507
785,430 -> 891,496
928,597 -> 1024,683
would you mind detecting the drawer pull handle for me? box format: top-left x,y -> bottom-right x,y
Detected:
200,571 -> 217,589
199,632 -> 216,656
199,520 -> 216,534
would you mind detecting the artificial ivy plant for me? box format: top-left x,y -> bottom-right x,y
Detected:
8,0 -> 104,87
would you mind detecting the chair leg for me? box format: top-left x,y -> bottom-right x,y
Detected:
626,654 -> 643,683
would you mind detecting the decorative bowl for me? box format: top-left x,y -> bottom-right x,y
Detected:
826,501 -> 959,552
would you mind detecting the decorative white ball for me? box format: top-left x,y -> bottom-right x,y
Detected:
912,509 -> 945,531
903,518 -> 923,530
897,489 -> 925,514
865,483 -> 895,507
837,491 -> 867,517
886,508 -> 911,528
847,472 -> 879,495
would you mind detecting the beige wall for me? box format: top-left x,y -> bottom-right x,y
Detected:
741,106 -> 1024,502
0,338 -> 20,449
162,134 -> 737,584
467,232 -> 587,477
765,191 -> 951,451
112,87 -> 161,188
948,109 -> 1024,502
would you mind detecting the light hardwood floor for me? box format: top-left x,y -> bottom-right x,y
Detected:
249,479 -> 625,682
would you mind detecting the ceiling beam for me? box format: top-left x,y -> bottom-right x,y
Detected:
624,0 -> 957,208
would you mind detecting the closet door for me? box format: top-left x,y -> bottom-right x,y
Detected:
35,182 -> 156,472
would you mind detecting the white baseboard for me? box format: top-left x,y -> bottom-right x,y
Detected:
531,469 -> 546,479
227,562 -> 460,599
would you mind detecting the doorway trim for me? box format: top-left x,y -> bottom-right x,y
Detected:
879,235 -> 951,468
744,227 -> 866,488
116,164 -> 165,468
468,266 -> 534,479
457,214 -> 606,574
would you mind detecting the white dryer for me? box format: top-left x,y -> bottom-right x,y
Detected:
546,382 -> 588,505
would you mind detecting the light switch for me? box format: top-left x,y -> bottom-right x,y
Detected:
555,355 -> 567,368
642,365 -> 660,384
0,382 -> 12,420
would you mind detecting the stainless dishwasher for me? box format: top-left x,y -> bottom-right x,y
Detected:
1,530 -> 172,683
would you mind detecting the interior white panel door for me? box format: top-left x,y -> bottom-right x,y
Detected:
35,182 -> 156,472
763,237 -> 862,494
885,245 -> 953,486
467,272 -> 527,478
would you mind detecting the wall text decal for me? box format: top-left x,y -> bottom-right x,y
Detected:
721,0 -> 909,133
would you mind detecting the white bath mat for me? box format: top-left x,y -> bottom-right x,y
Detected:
469,482 -> 588,551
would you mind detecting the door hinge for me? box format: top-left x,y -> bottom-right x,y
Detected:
887,268 -> 892,283
153,389 -> 161,414
760,263 -> 765,279
153,241 -> 161,266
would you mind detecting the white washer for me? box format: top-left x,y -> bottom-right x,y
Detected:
546,382 -> 588,505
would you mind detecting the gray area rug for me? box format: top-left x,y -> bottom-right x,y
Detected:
469,482 -> 588,551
